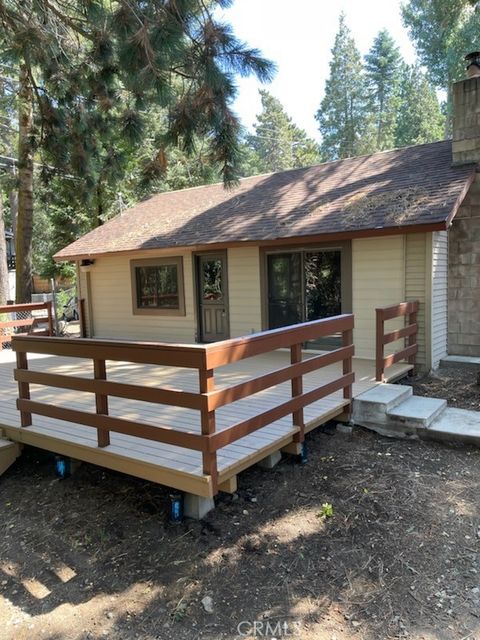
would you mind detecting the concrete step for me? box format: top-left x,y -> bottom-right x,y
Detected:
352,384 -> 413,427
387,396 -> 448,429
423,407 -> 480,447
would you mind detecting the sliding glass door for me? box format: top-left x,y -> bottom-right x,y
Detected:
267,252 -> 303,329
267,249 -> 342,347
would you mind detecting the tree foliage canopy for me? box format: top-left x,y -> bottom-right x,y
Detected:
315,12 -> 370,160
249,90 -> 320,173
0,0 -> 275,187
316,15 -> 445,161
364,29 -> 402,151
402,0 -> 480,91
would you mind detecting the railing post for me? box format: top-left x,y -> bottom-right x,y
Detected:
93,359 -> 110,447
16,350 -> 32,427
199,366 -> 218,494
47,301 -> 54,336
342,327 -> 353,419
408,306 -> 417,376
375,309 -> 384,382
290,343 -> 305,442
79,299 -> 87,338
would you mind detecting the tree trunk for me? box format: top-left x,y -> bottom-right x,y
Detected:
0,198 -> 9,305
9,184 -> 18,243
15,63 -> 34,303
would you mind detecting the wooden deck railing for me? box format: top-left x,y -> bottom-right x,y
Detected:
375,301 -> 419,382
0,302 -> 54,348
12,313 -> 354,495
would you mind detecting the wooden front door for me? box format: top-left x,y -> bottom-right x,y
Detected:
196,253 -> 229,342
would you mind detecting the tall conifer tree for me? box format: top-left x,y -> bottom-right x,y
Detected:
315,13 -> 370,160
250,90 -> 320,172
394,64 -> 445,147
364,30 -> 402,151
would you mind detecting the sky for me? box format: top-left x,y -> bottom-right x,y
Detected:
217,0 -> 417,141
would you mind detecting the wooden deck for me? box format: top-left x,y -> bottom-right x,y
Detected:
0,348 -> 411,497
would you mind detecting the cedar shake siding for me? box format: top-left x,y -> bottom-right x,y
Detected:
449,173 -> 480,356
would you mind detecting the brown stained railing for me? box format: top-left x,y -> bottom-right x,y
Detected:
375,301 -> 419,382
0,302 -> 54,348
12,313 -> 354,495
79,298 -> 87,338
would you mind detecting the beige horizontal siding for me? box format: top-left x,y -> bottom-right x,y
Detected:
352,236 -> 405,360
227,247 -> 262,338
88,250 -> 197,343
405,233 -> 427,368
432,231 -> 448,368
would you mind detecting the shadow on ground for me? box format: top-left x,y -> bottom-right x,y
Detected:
0,427 -> 479,640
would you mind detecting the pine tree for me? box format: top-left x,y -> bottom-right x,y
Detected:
315,13 -> 371,160
0,1 -> 274,301
364,30 -> 402,151
250,91 -> 320,173
394,64 -> 445,147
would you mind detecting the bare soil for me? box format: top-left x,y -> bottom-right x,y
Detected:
409,364 -> 480,411
0,428 -> 479,640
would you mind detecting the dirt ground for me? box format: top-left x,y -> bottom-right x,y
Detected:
409,364 -> 480,411
1,427 -> 479,640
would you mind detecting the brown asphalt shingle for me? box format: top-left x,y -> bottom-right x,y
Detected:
55,140 -> 476,260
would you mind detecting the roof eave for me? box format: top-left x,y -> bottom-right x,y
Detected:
53,220 -> 449,263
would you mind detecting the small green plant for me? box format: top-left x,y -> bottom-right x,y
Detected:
317,502 -> 334,519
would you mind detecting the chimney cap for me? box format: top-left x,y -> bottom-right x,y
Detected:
465,52 -> 480,78
466,51 -> 480,62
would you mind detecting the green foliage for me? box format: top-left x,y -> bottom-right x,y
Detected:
317,503 -> 334,518
402,0 -> 480,93
394,64 -> 445,147
315,13 -> 371,160
316,17 -> 446,159
0,1 -> 274,282
365,30 -> 402,151
0,1 -> 274,188
249,90 -> 320,172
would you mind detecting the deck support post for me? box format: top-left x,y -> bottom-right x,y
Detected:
199,366 -> 218,495
16,350 -> 32,427
184,493 -> 215,520
94,359 -> 110,447
290,343 -> 305,443
258,450 -> 282,469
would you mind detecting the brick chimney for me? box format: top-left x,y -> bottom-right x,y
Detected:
452,52 -> 480,166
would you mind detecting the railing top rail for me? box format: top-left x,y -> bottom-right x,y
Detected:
204,314 -> 354,369
12,314 -> 354,370
12,335 -> 208,368
0,302 -> 51,314
376,300 -> 419,321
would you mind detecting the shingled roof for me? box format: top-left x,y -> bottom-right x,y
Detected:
55,140 -> 476,261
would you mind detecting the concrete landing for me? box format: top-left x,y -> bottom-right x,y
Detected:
440,355 -> 480,368
424,407 -> 480,447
